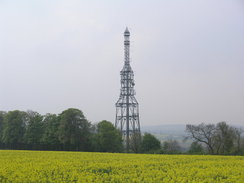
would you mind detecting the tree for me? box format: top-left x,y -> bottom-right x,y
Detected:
215,122 -> 236,154
234,128 -> 243,154
186,123 -> 216,154
162,139 -> 181,154
240,136 -> 244,155
141,133 -> 161,153
0,111 -> 6,148
2,110 -> 27,149
24,111 -> 44,149
188,141 -> 204,154
95,120 -> 123,152
41,114 -> 61,150
58,108 -> 91,151
186,122 -> 243,155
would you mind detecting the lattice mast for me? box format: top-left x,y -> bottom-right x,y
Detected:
115,28 -> 141,152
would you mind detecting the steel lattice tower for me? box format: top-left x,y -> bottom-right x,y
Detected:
115,28 -> 141,152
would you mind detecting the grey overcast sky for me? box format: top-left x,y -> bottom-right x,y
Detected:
0,0 -> 244,126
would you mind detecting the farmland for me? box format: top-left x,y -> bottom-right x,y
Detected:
0,150 -> 243,183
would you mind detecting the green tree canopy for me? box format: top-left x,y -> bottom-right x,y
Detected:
141,133 -> 161,153
0,111 -> 6,145
95,120 -> 123,153
24,111 -> 44,149
58,108 -> 91,151
215,122 -> 237,154
2,110 -> 27,149
188,141 -> 204,154
41,113 -> 61,150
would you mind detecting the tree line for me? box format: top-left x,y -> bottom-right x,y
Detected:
141,122 -> 244,155
0,108 -> 161,153
186,122 -> 243,155
0,108 -> 243,155
0,108 -> 123,152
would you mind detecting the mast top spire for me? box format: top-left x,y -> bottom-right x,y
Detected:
124,27 -> 130,36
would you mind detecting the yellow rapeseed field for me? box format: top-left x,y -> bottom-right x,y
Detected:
0,150 -> 243,183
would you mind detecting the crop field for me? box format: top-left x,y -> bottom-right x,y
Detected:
0,150 -> 243,183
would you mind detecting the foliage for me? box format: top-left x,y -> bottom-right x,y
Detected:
0,108 -> 242,155
41,114 -> 61,150
24,111 -> 44,149
186,122 -> 243,155
215,122 -> 237,154
2,110 -> 27,149
141,133 -> 161,153
0,108 -> 92,151
186,123 -> 216,154
188,141 -> 205,154
58,108 -> 91,151
94,120 -> 123,153
162,139 -> 181,154
0,150 -> 243,182
0,111 -> 5,143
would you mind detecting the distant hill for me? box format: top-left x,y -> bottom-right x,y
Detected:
141,124 -> 186,136
141,123 -> 244,135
